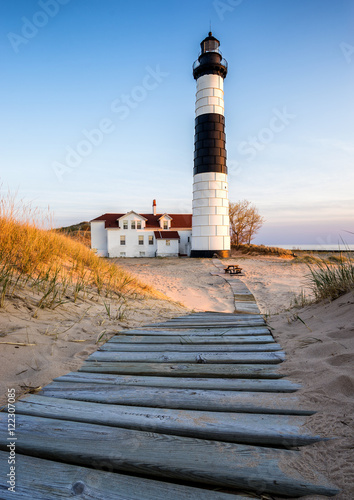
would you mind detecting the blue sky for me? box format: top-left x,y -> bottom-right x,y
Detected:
1,0 -> 353,245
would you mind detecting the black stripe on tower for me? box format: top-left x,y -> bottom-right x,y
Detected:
193,113 -> 227,176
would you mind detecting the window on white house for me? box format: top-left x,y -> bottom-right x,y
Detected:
148,236 -> 154,245
131,221 -> 136,229
120,252 -> 126,257
139,252 -> 145,257
163,221 -> 168,230
123,220 -> 128,229
187,237 -> 190,242
166,240 -> 171,246
137,221 -> 142,229
138,236 -> 144,245
120,236 -> 126,245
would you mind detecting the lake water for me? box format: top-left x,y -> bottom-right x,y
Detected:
269,244 -> 354,251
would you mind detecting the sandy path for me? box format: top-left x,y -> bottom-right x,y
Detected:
225,256 -> 313,314
117,256 -> 312,314
115,258 -> 235,313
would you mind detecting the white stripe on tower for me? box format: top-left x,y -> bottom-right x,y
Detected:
191,32 -> 230,258
195,74 -> 225,117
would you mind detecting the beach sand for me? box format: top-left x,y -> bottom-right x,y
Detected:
0,289 -> 187,407
269,290 -> 354,500
0,255 -> 352,498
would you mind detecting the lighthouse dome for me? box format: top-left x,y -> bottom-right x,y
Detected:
193,32 -> 227,80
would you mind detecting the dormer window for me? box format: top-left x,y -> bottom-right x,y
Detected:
117,212 -> 147,231
159,214 -> 172,230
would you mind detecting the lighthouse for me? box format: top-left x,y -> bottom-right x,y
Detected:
191,32 -> 230,258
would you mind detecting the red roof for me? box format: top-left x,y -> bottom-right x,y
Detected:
91,213 -> 192,229
154,231 -> 180,240
90,213 -> 125,228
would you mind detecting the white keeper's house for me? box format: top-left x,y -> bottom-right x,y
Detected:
91,200 -> 192,258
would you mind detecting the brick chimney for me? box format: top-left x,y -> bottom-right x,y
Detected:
153,199 -> 157,216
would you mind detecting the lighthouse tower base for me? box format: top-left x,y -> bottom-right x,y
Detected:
190,249 -> 230,258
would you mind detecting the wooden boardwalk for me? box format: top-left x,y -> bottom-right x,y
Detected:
0,276 -> 339,498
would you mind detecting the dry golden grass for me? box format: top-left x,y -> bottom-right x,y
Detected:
231,243 -> 294,258
56,222 -> 91,248
292,251 -> 353,265
0,193 -> 161,310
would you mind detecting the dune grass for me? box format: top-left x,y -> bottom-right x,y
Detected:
56,221 -> 91,247
0,194 -> 159,310
231,243 -> 294,257
307,249 -> 354,301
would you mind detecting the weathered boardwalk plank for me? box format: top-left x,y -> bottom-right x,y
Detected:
233,303 -> 260,315
0,451 -> 249,500
55,372 -> 301,392
170,313 -> 260,319
13,395 -> 321,447
0,414 -> 338,497
169,316 -> 260,323
155,313 -> 262,319
87,351 -> 285,364
147,322 -> 265,329
116,326 -> 270,335
109,331 -> 272,340
100,342 -> 282,352
146,318 -> 266,328
40,383 -> 315,415
79,361 -> 283,378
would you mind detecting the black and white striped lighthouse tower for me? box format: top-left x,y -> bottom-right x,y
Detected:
191,32 -> 230,258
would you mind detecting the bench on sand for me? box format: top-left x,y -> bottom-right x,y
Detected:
224,265 -> 242,275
